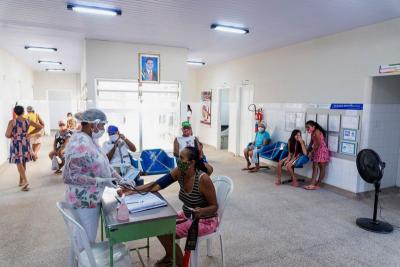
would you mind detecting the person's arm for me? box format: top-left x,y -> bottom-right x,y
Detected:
37,114 -> 45,127
194,174 -> 218,218
27,120 -> 43,136
119,134 -> 136,152
105,143 -> 117,161
173,138 -> 179,157
312,130 -> 321,151
5,120 -> 13,138
299,139 -> 308,155
118,168 -> 180,196
63,157 -> 98,186
53,137 -> 58,151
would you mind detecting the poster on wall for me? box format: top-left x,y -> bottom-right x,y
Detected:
139,53 -> 160,83
200,91 -> 212,126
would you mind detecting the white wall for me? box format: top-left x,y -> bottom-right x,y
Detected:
190,18 -> 400,193
0,48 -> 34,164
84,39 -> 191,108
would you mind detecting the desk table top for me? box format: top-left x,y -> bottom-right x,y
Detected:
101,187 -> 177,229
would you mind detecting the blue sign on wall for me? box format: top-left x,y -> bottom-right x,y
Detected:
330,104 -> 363,110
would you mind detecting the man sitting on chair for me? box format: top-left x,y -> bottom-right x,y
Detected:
242,122 -> 271,173
102,125 -> 140,182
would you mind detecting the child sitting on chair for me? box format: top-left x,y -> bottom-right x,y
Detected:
275,129 -> 307,187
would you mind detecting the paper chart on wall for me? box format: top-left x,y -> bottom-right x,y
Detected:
285,112 -> 296,132
341,116 -> 359,130
306,113 -> 316,122
295,112 -> 305,131
317,114 -> 328,131
328,134 -> 339,153
328,115 -> 341,132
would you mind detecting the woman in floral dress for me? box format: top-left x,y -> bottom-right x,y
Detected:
5,105 -> 43,191
63,109 -> 122,242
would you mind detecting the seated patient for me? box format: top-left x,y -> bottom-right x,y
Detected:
242,122 -> 271,172
275,129 -> 307,187
174,121 -> 213,175
102,125 -> 139,181
118,147 -> 218,267
48,120 -> 72,174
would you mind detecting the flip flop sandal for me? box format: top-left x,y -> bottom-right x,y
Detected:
21,184 -> 30,191
304,185 -> 318,190
275,180 -> 282,186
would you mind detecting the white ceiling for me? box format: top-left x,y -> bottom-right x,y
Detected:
1,0 -> 400,73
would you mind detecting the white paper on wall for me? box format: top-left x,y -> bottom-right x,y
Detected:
295,112 -> 305,131
328,134 -> 339,153
306,113 -> 316,122
328,115 -> 341,132
341,116 -> 359,130
317,114 -> 328,131
285,112 -> 296,132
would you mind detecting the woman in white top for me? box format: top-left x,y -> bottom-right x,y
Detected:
186,104 -> 192,121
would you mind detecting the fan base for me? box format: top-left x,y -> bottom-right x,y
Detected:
356,218 -> 393,234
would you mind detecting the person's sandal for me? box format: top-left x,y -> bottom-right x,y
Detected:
275,179 -> 281,186
21,183 -> 30,191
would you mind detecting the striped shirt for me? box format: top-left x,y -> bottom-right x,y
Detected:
178,170 -> 209,218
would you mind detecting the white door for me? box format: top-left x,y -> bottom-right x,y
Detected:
48,90 -> 73,130
238,85 -> 254,155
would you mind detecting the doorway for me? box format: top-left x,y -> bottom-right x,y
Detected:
95,79 -> 180,152
236,84 -> 254,156
218,88 -> 230,150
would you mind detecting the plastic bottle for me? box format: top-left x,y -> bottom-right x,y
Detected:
117,197 -> 130,222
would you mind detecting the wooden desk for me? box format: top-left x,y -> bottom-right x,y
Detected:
101,188 -> 177,267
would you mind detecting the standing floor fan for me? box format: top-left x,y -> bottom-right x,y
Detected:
356,149 -> 393,234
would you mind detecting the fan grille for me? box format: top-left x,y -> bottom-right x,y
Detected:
356,149 -> 383,184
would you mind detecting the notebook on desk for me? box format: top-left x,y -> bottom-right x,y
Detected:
121,193 -> 167,213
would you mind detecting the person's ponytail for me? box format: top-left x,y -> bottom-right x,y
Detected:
185,146 -> 208,173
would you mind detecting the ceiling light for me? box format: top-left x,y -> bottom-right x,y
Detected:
25,46 -> 57,52
210,24 -> 249,34
38,60 -> 62,65
187,60 -> 206,66
67,3 -> 122,16
46,68 -> 65,72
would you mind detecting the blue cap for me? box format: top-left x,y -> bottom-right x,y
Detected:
107,125 -> 119,135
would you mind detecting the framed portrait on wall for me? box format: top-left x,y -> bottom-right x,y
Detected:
200,91 -> 212,126
139,53 -> 160,83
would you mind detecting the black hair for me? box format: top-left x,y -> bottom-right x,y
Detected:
81,122 -> 89,127
14,105 -> 24,116
306,120 -> 326,137
67,112 -> 72,116
187,104 -> 192,112
288,129 -> 302,154
184,146 -> 208,173
146,58 -> 153,63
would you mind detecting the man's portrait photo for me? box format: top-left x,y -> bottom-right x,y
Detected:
139,53 -> 160,83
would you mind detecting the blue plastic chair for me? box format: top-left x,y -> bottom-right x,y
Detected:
128,152 -> 144,186
259,142 -> 287,162
140,149 -> 176,175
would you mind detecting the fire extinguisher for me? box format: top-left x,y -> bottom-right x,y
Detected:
256,108 -> 264,122
254,120 -> 259,132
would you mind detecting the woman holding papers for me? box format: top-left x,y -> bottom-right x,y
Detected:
63,109 -> 122,243
118,146 -> 218,267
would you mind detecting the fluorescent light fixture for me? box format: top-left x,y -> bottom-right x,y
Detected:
67,3 -> 122,16
46,68 -> 65,72
210,24 -> 249,34
25,45 -> 57,52
38,60 -> 62,65
187,60 -> 206,66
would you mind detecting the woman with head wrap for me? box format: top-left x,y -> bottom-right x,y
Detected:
63,108 -> 123,243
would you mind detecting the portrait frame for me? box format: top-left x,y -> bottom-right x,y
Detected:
138,53 -> 160,83
200,91 -> 212,126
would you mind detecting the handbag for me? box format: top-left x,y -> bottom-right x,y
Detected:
51,156 -> 59,170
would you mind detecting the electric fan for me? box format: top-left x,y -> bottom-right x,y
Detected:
356,149 -> 393,233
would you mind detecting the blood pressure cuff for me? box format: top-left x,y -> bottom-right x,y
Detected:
155,173 -> 174,189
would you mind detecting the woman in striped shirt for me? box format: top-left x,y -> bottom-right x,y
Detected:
119,146 -> 218,267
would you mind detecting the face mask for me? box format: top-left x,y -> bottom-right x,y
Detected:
258,127 -> 265,132
110,134 -> 119,143
92,124 -> 105,139
177,159 -> 190,172
307,128 -> 314,134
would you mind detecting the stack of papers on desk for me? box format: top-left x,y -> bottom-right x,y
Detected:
123,193 -> 167,213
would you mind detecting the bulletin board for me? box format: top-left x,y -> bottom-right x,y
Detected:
305,106 -> 363,160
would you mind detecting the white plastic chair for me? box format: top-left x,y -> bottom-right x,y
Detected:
190,176 -> 234,267
56,202 -> 132,267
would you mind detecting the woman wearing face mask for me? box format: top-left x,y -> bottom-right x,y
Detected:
304,120 -> 329,190
63,109 -> 122,243
118,146 -> 218,267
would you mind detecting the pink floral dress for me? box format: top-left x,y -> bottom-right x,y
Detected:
311,132 -> 330,163
63,131 -> 121,209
